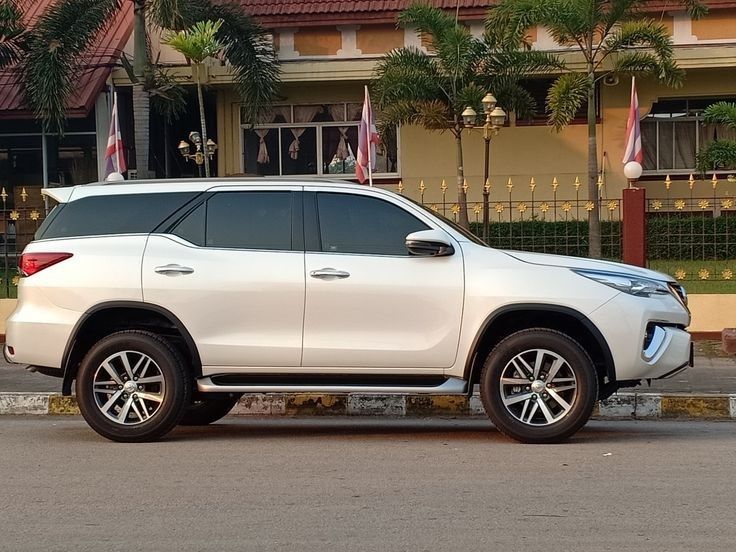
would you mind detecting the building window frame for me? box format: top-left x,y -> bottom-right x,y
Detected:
239,102 -> 401,180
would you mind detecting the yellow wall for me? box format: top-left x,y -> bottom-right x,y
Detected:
356,25 -> 404,54
294,27 -> 342,56
692,9 -> 736,40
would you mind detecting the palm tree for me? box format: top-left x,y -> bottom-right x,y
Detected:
373,2 -> 561,229
697,102 -> 736,173
165,19 -> 223,178
487,0 -> 707,258
0,0 -> 26,69
20,0 -> 279,179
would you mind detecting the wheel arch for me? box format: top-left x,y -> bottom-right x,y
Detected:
463,304 -> 616,397
61,301 -> 201,395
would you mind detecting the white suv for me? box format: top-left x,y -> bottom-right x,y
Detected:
4,179 -> 691,443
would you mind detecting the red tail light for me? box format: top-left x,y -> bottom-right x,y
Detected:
19,252 -> 73,276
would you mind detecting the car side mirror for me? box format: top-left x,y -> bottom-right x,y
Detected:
405,230 -> 455,257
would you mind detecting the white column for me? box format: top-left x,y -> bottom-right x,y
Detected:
278,29 -> 298,59
337,25 -> 361,57
672,12 -> 696,44
404,26 -> 425,52
95,91 -> 111,182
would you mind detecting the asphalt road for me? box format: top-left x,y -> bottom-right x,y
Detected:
0,417 -> 734,552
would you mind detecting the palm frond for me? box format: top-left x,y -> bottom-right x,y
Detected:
485,0 -> 551,47
179,0 -> 280,125
546,73 -> 590,131
702,102 -> 736,129
377,99 -> 450,133
147,67 -> 187,124
611,51 -> 661,74
21,0 -> 121,134
0,0 -> 26,69
372,47 -> 444,107
602,18 -> 674,61
682,0 -> 708,19
149,0 -> 185,30
164,19 -> 223,62
397,2 -> 456,43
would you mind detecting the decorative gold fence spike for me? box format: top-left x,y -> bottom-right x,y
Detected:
529,177 -> 536,192
506,177 -> 513,192
688,174 -> 695,190
573,177 -> 581,191
20,187 -> 27,202
596,175 -> 603,190
462,178 -> 469,193
419,179 -> 426,194
674,199 -> 686,210
712,173 -> 718,189
552,177 -> 559,192
484,178 -> 491,193
440,179 -> 448,193
397,180 -> 404,194
665,175 -> 672,190
0,187 -> 6,202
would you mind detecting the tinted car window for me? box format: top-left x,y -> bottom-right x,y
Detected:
38,193 -> 198,239
205,191 -> 292,250
316,193 -> 429,255
171,203 -> 205,245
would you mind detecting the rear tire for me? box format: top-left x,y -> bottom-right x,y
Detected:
76,330 -> 190,442
179,394 -> 242,426
480,328 -> 598,444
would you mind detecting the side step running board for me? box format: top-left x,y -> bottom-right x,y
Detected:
196,376 -> 468,395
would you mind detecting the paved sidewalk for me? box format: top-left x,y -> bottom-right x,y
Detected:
2,346 -> 736,394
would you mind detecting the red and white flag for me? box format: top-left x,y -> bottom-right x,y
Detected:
622,76 -> 643,164
356,85 -> 380,185
104,91 -> 126,179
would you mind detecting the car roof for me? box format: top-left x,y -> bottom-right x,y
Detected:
42,177 -> 396,203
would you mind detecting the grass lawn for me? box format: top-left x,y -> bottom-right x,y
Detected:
648,259 -> 736,294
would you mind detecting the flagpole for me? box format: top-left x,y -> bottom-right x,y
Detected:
113,91 -> 122,175
365,86 -> 373,187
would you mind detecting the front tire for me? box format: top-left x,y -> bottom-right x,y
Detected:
480,329 -> 598,444
76,330 -> 191,442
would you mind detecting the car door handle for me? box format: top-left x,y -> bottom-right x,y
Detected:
154,264 -> 194,275
309,268 -> 350,280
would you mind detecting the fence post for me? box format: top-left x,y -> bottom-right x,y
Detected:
622,187 -> 646,267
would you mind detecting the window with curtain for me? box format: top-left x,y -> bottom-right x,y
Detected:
641,97 -> 736,174
241,103 -> 400,178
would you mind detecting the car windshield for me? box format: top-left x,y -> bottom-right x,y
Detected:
406,197 -> 489,247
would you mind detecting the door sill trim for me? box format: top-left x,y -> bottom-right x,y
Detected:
196,376 -> 468,395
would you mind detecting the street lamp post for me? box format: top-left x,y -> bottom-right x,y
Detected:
464,93 -> 506,242
178,131 -> 217,178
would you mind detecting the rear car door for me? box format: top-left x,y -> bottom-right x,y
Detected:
142,186 -> 305,374
302,189 -> 465,371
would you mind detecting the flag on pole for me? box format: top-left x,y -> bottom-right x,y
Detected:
622,76 -> 643,164
104,91 -> 126,180
356,85 -> 380,185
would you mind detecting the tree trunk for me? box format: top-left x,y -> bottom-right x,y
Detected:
132,0 -> 152,179
454,128 -> 470,230
587,66 -> 601,259
195,64 -> 210,178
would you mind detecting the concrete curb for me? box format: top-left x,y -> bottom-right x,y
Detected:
1,392 -> 735,419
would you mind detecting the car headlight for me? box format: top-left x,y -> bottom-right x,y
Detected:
572,269 -> 670,297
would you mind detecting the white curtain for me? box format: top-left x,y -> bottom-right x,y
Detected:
288,106 -> 321,160
328,104 -> 349,160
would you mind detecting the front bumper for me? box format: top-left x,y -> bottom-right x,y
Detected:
642,325 -> 692,379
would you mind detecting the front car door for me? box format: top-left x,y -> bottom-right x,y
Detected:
142,186 -> 305,375
302,189 -> 464,372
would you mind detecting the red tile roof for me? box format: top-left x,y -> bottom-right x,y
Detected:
238,0 -> 736,27
0,0 -> 133,120
238,0 -> 492,26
